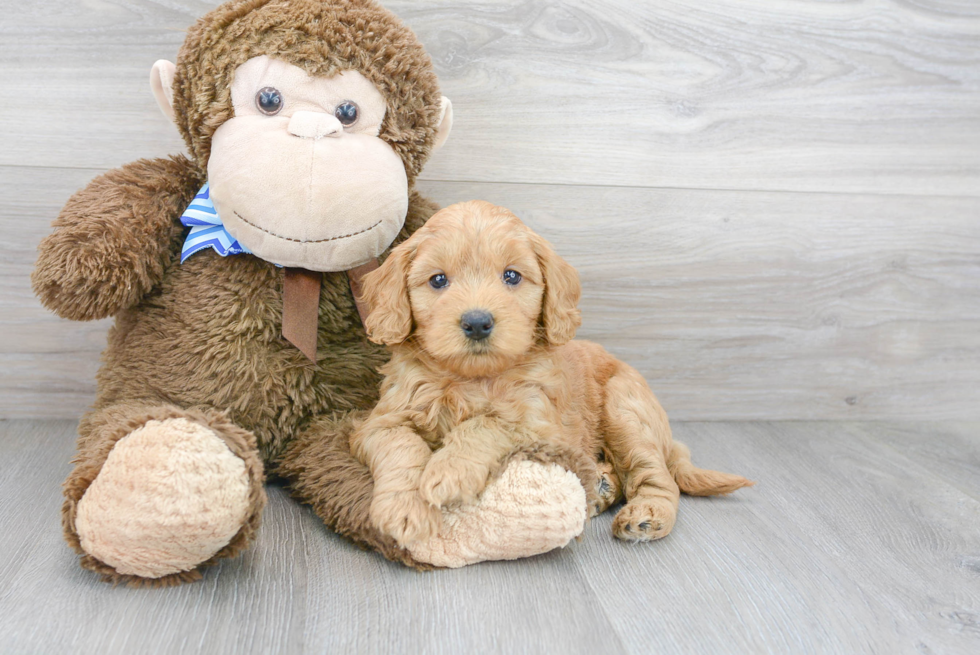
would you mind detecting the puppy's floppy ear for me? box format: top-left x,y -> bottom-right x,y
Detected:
360,240 -> 415,345
529,231 -> 582,345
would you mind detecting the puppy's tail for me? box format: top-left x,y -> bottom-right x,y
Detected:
668,441 -> 754,496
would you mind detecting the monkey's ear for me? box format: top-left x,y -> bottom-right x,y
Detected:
432,97 -> 453,150
360,243 -> 415,345
530,231 -> 582,346
150,60 -> 176,122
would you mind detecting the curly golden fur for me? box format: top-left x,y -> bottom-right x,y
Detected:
352,201 -> 754,546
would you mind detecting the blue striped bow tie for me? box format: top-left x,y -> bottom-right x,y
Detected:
179,183 -> 252,263
177,181 -> 377,362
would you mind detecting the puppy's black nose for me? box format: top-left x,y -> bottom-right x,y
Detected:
460,310 -> 494,341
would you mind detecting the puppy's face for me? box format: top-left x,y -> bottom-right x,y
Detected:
407,207 -> 545,376
361,201 -> 581,378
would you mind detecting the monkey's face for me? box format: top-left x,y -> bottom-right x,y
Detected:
207,55 -> 409,271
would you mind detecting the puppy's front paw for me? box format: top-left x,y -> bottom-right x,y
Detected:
612,499 -> 676,542
419,455 -> 489,508
370,490 -> 442,546
592,460 -> 622,517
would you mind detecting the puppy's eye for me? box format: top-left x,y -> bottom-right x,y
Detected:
335,101 -> 359,126
502,269 -> 522,286
256,87 -> 283,115
429,273 -> 449,289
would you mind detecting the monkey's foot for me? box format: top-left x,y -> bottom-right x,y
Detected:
74,417 -> 257,579
406,459 -> 587,568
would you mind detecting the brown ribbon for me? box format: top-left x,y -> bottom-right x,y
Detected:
282,268 -> 322,362
347,258 -> 380,327
281,259 -> 379,362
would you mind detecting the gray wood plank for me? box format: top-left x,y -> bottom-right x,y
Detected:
295,524 -> 622,654
426,181 -> 980,421
0,420 -> 307,655
2,0 -> 978,195
851,421 -> 980,501
573,421 -> 980,655
0,419 -> 621,655
8,167 -> 979,420
2,419 -> 979,654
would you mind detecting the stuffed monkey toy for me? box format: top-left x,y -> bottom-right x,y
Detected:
32,0 -> 601,586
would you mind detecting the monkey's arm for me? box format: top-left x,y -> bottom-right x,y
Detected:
32,155 -> 205,321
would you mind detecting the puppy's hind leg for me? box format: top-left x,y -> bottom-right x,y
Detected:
592,449 -> 623,517
602,365 -> 679,542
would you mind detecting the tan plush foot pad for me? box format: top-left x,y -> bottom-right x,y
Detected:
75,418 -> 252,578
407,460 -> 587,568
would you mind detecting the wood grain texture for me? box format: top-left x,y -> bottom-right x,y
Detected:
0,419 -> 617,655
2,0 -> 978,194
426,181 -> 980,420
3,0 -> 979,419
8,169 -> 979,420
850,421 -> 980,499
573,420 -> 980,655
2,419 -> 979,654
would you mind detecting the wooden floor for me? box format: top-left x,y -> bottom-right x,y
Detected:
1,419 -> 978,654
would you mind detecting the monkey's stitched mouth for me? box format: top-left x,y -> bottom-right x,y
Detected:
233,211 -> 383,244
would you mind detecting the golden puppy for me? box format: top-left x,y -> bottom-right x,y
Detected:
351,200 -> 752,546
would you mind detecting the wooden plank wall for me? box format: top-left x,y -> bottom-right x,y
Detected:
2,0 -> 978,420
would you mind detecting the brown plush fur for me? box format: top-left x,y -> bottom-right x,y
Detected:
172,0 -> 442,178
352,202 -> 754,546
31,0 -> 479,583
32,156 -> 203,322
37,152 -> 437,465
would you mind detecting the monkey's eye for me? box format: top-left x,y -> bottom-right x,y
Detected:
429,273 -> 449,290
255,87 -> 283,115
503,270 -> 522,286
335,101 -> 359,126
